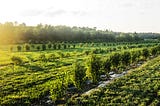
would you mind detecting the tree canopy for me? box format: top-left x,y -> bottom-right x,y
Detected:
0,22 -> 160,44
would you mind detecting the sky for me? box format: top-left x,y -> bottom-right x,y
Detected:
0,0 -> 160,33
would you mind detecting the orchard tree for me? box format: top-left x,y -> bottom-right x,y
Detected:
17,45 -> 22,51
24,44 -> 30,51
58,44 -> 61,49
63,44 -> 67,49
121,51 -> 131,66
151,46 -> 158,56
53,44 -> 57,49
73,62 -> 86,89
36,45 -> 40,51
48,43 -> 52,49
42,44 -> 46,51
88,55 -> 101,84
131,50 -> 141,63
11,56 -> 23,65
73,44 -> 76,48
110,53 -> 121,67
142,48 -> 150,59
103,58 -> 111,73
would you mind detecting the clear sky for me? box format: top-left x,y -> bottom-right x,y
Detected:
0,0 -> 160,32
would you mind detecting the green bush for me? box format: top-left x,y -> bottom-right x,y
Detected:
121,51 -> 131,66
132,50 -> 141,63
103,58 -> 111,73
48,43 -> 52,49
47,53 -> 56,61
151,46 -> 159,56
63,44 -> 67,49
24,44 -> 30,51
38,54 -> 47,62
31,44 -> 35,48
73,44 -> 75,48
36,45 -> 40,51
11,56 -> 23,65
42,44 -> 46,51
88,55 -> 101,84
58,44 -> 61,49
84,50 -> 90,55
73,62 -> 86,89
142,48 -> 150,59
17,45 -> 22,51
110,53 -> 121,67
68,44 -> 70,48
50,80 -> 66,102
53,44 -> 57,49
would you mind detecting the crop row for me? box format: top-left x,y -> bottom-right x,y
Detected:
69,55 -> 160,105
0,44 -> 159,105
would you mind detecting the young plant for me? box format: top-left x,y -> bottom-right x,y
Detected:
121,51 -> 131,66
17,45 -> 22,51
88,55 -> 101,84
73,62 -> 86,89
11,56 -> 23,65
142,48 -> 150,59
24,44 -> 30,51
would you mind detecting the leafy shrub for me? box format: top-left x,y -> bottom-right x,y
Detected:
73,62 -> 86,89
11,56 -> 23,65
121,51 -> 131,66
131,50 -> 141,63
142,48 -> 150,59
38,54 -> 47,62
31,44 -> 35,48
47,53 -> 56,61
17,45 -> 22,51
84,50 -> 90,55
24,44 -> 30,51
103,58 -> 111,73
63,44 -> 67,49
57,52 -> 64,58
50,80 -> 66,102
65,53 -> 71,57
58,44 -> 61,49
73,44 -> 76,48
110,53 -> 121,67
123,46 -> 127,49
42,44 -> 46,51
36,45 -> 40,51
88,55 -> 102,83
68,44 -> 70,48
53,44 -> 57,49
151,46 -> 159,56
48,43 -> 52,49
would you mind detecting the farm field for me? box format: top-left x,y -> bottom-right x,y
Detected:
1,0 -> 160,105
0,42 -> 160,105
70,55 -> 160,106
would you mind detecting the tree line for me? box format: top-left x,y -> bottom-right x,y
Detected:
0,22 -> 160,44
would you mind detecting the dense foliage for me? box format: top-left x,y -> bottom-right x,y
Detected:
0,22 -> 160,44
0,41 -> 160,105
73,62 -> 86,89
70,56 -> 160,105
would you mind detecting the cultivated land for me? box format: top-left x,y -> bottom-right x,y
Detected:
70,55 -> 160,106
0,42 -> 160,105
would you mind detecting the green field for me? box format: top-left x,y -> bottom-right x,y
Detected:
0,42 -> 160,105
70,55 -> 160,106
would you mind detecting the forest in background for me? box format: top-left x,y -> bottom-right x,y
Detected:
0,22 -> 160,44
